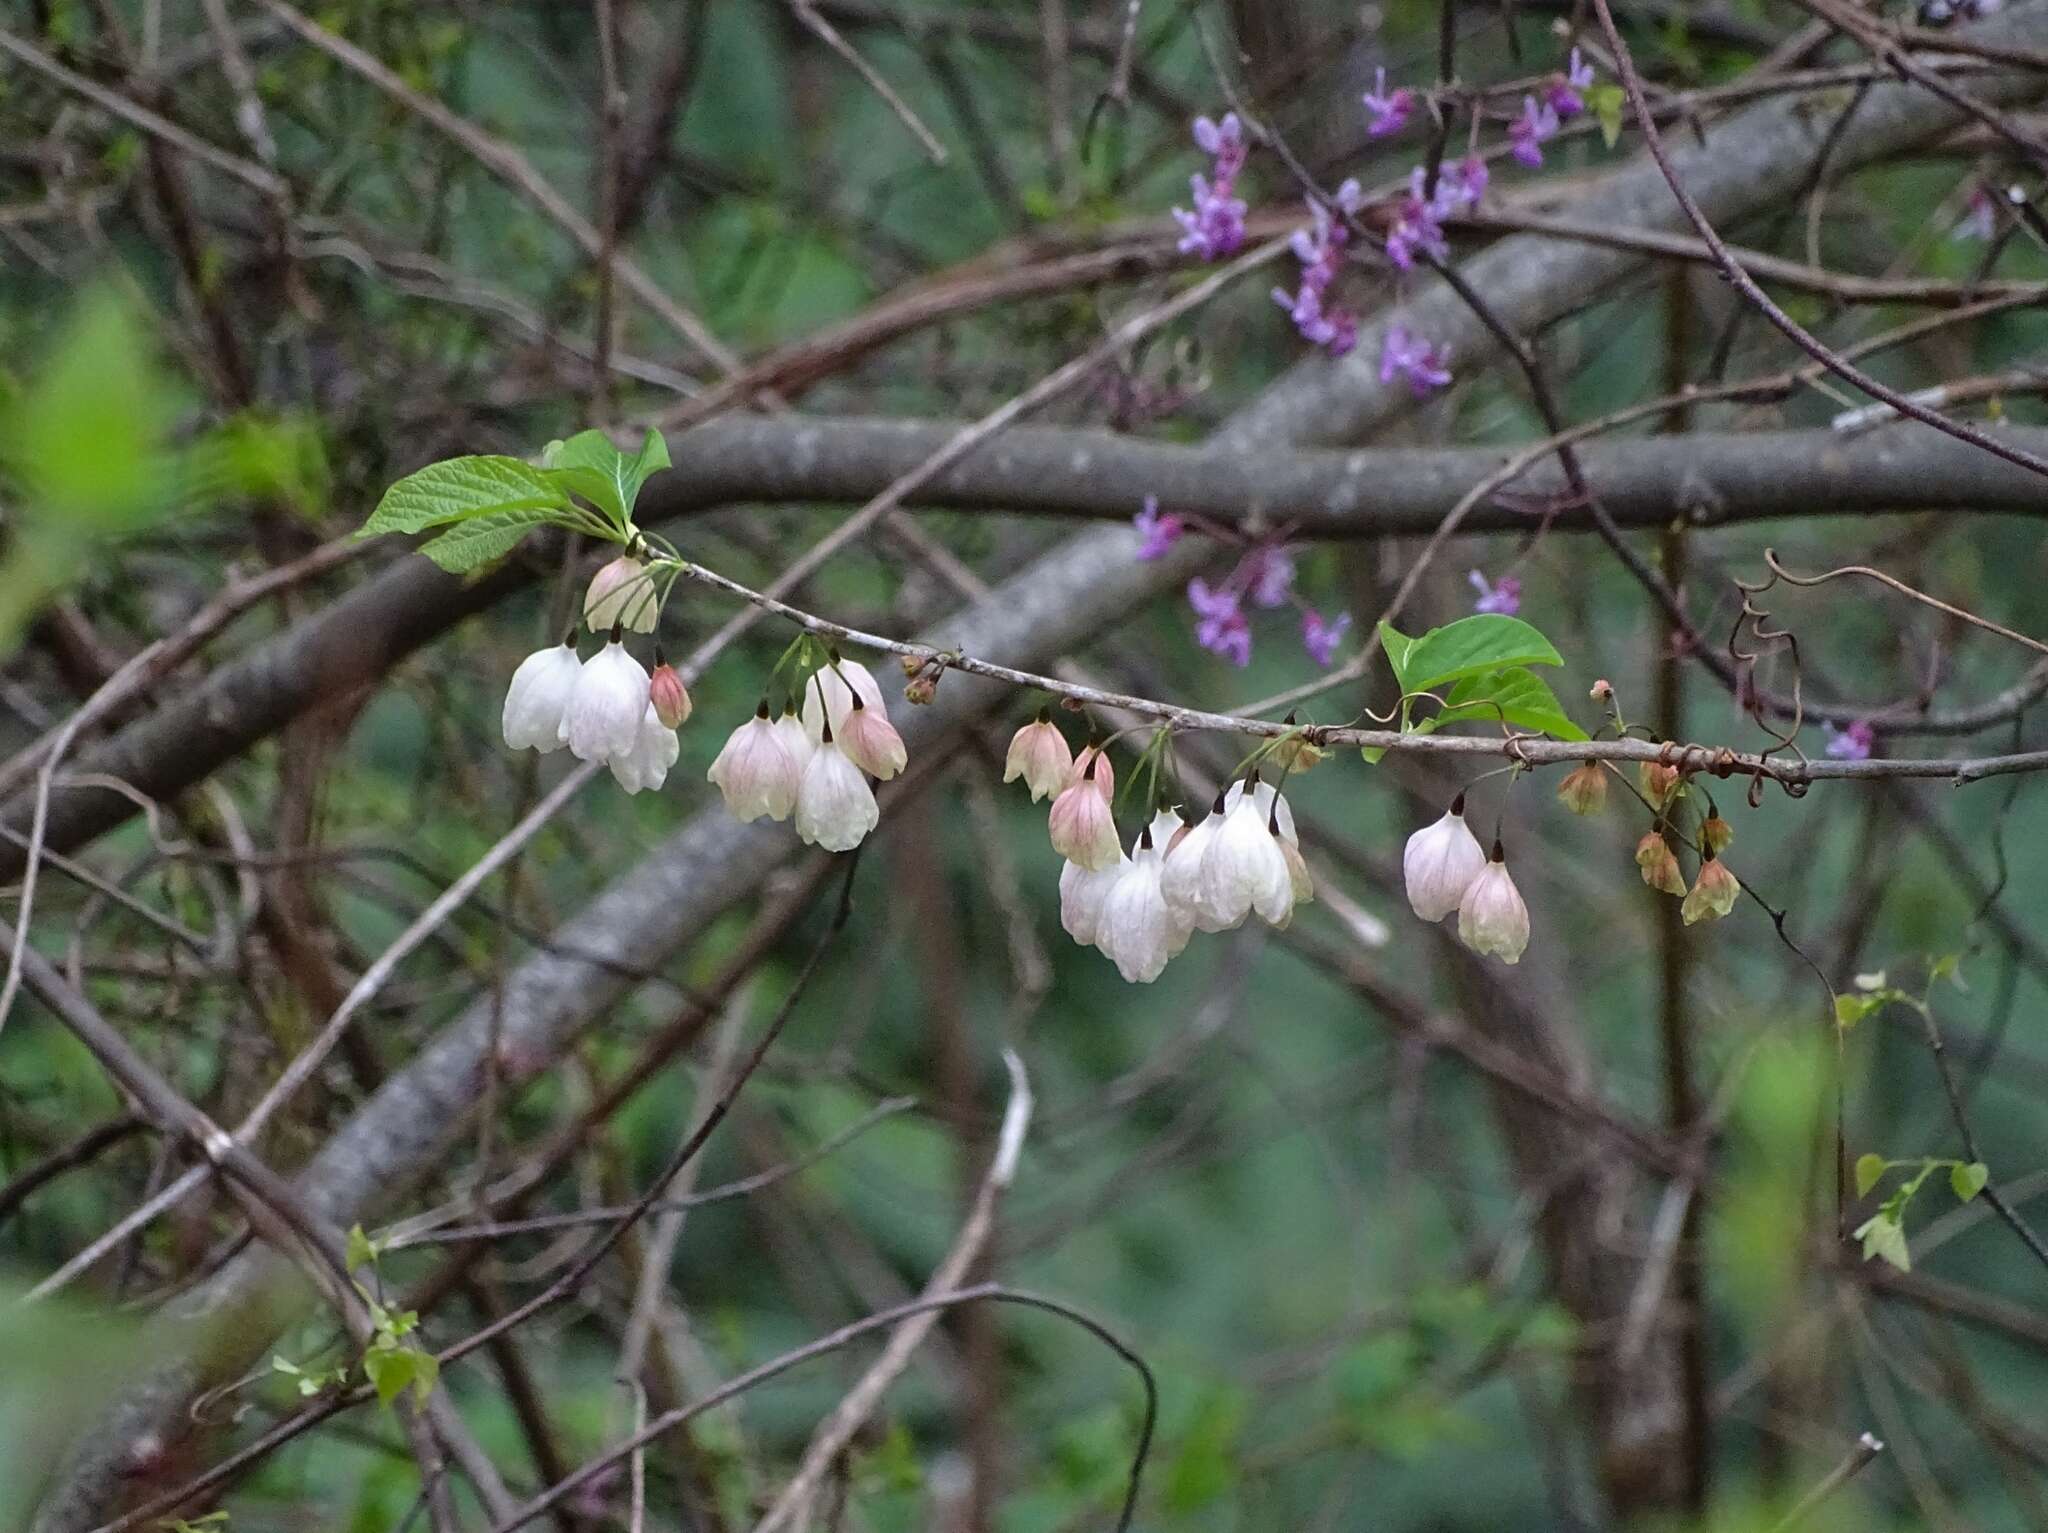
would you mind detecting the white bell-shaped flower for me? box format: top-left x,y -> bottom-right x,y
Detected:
1005,714 -> 1074,802
560,639 -> 651,763
794,730 -> 879,852
1161,798 -> 1228,933
1195,787 -> 1294,929
1403,797 -> 1487,921
1224,777 -> 1297,845
801,654 -> 888,744
708,703 -> 803,822
1096,829 -> 1181,983
1047,759 -> 1120,870
501,642 -> 581,753
1457,844 -> 1530,964
610,703 -> 680,794
838,696 -> 908,781
1059,851 -> 1126,947
584,555 -> 659,633
774,700 -> 816,774
1137,812 -> 1196,957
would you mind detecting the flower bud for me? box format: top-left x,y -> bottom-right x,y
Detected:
584,555 -> 658,633
838,696 -> 908,781
904,674 -> 938,706
1556,762 -> 1606,816
1590,678 -> 1614,703
1047,759 -> 1121,870
1457,844 -> 1530,964
1635,831 -> 1685,896
1403,798 -> 1487,921
1639,760 -> 1683,811
501,641 -> 581,753
648,661 -> 691,730
1700,814 -> 1734,855
1004,713 -> 1074,802
1681,852 -> 1740,925
708,702 -> 802,822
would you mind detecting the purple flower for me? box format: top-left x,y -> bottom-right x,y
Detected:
1508,96 -> 1560,168
1386,168 -> 1449,271
1243,545 -> 1296,608
1954,185 -> 1998,241
1430,155 -> 1489,219
1379,324 -> 1453,395
1133,495 -> 1185,560
1302,609 -> 1351,666
1173,114 -> 1250,261
1188,578 -> 1252,666
1548,49 -> 1595,117
1469,569 -> 1522,616
1825,719 -> 1875,761
1362,68 -> 1415,138
1275,183 -> 1363,354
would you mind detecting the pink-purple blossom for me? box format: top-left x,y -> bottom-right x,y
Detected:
1386,167 -> 1450,271
1243,545 -> 1297,608
1508,96 -> 1561,168
1469,569 -> 1522,616
1133,495 -> 1185,559
1825,719 -> 1876,760
1547,49 -> 1596,117
1188,578 -> 1252,666
1275,181 -> 1364,355
1954,185 -> 1998,241
1379,325 -> 1453,395
1173,114 -> 1250,261
1362,67 -> 1415,138
1302,609 -> 1351,666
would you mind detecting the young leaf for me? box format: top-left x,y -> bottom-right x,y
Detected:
1950,1161 -> 1989,1202
1395,615 -> 1564,696
1590,83 -> 1625,148
360,456 -> 571,539
1378,622 -> 1418,689
345,1223 -> 380,1272
1854,1153 -> 1887,1197
541,427 -> 671,530
1834,992 -> 1885,1029
416,507 -> 561,573
1852,1210 -> 1911,1272
1421,666 -> 1590,741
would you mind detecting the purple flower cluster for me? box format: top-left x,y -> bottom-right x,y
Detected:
1380,324 -> 1453,395
1133,495 -> 1185,560
1469,569 -> 1521,616
1511,49 -> 1595,169
1301,609 -> 1352,666
1387,157 -> 1487,271
1549,48 -> 1597,117
1274,180 -> 1365,356
1172,114 -> 1249,261
1824,719 -> 1876,761
1187,578 -> 1253,666
1362,67 -> 1415,138
1140,508 -> 1349,668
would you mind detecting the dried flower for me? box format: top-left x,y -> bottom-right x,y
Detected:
1700,814 -> 1734,855
708,703 -> 803,823
501,641 -> 581,753
1681,852 -> 1740,925
1639,761 -> 1684,811
583,555 -> 658,633
1005,712 -> 1074,802
1457,844 -> 1530,963
1635,831 -> 1685,896
560,639 -> 650,764
794,731 -> 879,852
1403,799 -> 1487,920
1556,762 -> 1607,816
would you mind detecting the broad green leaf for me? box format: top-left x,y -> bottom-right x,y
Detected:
1590,83 -> 1625,148
1377,622 -> 1418,684
541,427 -> 671,529
1855,1154 -> 1886,1197
1419,666 -> 1589,741
1834,992 -> 1888,1029
364,1341 -> 438,1408
416,507 -> 559,572
360,456 -> 570,538
1394,615 -> 1564,696
345,1223 -> 380,1272
1951,1161 -> 1989,1202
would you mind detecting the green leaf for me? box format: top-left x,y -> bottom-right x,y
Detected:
1392,615 -> 1564,696
416,507 -> 560,573
359,456 -> 571,539
1590,83 -> 1626,148
1855,1154 -> 1887,1197
1951,1161 -> 1989,1203
1378,621 -> 1418,683
1852,1211 -> 1911,1272
540,427 -> 670,530
1420,666 -> 1589,741
364,1341 -> 439,1408
1834,992 -> 1887,1029
345,1223 -> 380,1272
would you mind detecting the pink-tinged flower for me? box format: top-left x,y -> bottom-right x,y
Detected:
1172,113 -> 1250,261
1072,742 -> 1116,800
1301,609 -> 1351,666
1133,495 -> 1185,560
1362,67 -> 1414,137
1379,325 -> 1453,395
1508,96 -> 1561,168
1059,849 -> 1126,947
648,661 -> 691,730
838,695 -> 907,781
794,732 -> 880,852
800,654 -> 887,744
583,555 -> 658,633
1005,712 -> 1074,802
1469,569 -> 1521,615
609,703 -> 680,795
1548,48 -> 1595,117
560,639 -> 651,763
708,703 -> 803,823
1243,545 -> 1296,608
1681,853 -> 1740,925
1457,844 -> 1530,963
501,642 -> 581,753
1954,186 -> 1998,241
1048,761 -> 1121,870
1187,578 -> 1252,666
1556,762 -> 1606,815
1403,800 -> 1487,920
1825,719 -> 1876,760
774,699 -> 816,773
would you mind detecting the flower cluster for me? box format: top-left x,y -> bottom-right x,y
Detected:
1275,180 -> 1365,355
1402,799 -> 1530,963
1172,114 -> 1249,262
1362,67 -> 1415,138
1379,324 -> 1453,396
1825,719 -> 1876,761
1043,749 -> 1311,984
1387,158 -> 1487,272
1510,48 -> 1595,169
1469,569 -> 1521,615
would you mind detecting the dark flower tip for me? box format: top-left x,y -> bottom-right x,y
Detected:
655,646 -> 667,667
1211,789 -> 1228,814
1490,839 -> 1506,862
1139,826 -> 1154,850
1082,756 -> 1097,779
755,699 -> 771,719
1451,792 -> 1467,816
560,631 -> 577,648
849,694 -> 865,711
821,719 -> 835,744
609,622 -> 624,644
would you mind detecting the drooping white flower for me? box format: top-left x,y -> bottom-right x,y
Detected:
1047,760 -> 1120,870
560,639 -> 651,763
1138,812 -> 1196,957
1060,851 -> 1126,947
1223,777 -> 1297,845
774,700 -> 816,774
1280,837 -> 1315,912
584,555 -> 658,633
1005,713 -> 1074,802
1457,846 -> 1530,964
649,661 -> 692,730
708,703 -> 803,822
794,732 -> 879,851
838,696 -> 907,781
801,654 -> 887,744
610,704 -> 680,794
1161,798 -> 1228,933
1192,786 -> 1293,929
1097,830 -> 1181,983
501,642 -> 581,753
1403,798 -> 1487,920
